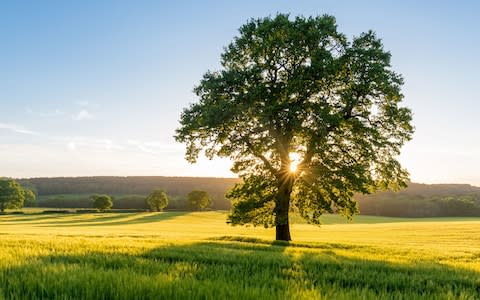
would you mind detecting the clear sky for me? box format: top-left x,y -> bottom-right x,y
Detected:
1,1 -> 479,185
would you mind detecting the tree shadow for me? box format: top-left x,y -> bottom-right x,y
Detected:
0,214 -> 76,223
8,213 -> 134,226
1,238 -> 479,299
38,211 -> 191,227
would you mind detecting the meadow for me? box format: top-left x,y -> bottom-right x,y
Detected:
0,211 -> 479,299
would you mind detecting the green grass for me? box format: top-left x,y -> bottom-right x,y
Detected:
0,212 -> 479,299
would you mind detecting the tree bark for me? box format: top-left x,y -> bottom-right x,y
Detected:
274,177 -> 293,241
275,222 -> 291,241
273,137 -> 294,241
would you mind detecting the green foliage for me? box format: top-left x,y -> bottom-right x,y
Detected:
187,190 -> 211,210
22,189 -> 36,207
227,176 -> 276,227
0,178 -> 25,212
145,190 -> 168,211
91,194 -> 113,212
175,14 -> 413,239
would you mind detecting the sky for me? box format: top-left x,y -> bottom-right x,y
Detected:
0,1 -> 479,185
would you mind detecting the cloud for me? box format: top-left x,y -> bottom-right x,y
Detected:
103,139 -> 122,151
71,101 -> 99,120
126,139 -> 182,155
127,139 -> 156,154
26,108 -> 64,118
63,137 -> 123,152
76,101 -> 100,109
72,109 -> 93,121
0,122 -> 37,135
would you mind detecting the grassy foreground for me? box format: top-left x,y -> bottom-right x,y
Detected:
0,212 -> 479,299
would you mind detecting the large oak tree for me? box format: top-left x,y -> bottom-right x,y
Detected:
175,14 -> 413,241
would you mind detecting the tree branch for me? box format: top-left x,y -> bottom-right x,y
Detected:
244,139 -> 278,176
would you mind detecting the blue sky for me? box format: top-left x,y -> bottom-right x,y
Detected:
1,1 -> 479,185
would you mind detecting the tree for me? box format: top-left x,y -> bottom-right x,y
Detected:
23,189 -> 36,207
175,14 -> 413,241
187,190 -> 211,210
91,195 -> 113,212
0,179 -> 25,212
146,189 -> 169,211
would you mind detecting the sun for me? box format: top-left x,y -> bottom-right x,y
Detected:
289,161 -> 299,173
289,152 -> 301,173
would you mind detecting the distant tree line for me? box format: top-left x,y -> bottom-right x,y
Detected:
18,176 -> 238,210
356,183 -> 480,217
32,190 -> 212,212
10,178 -> 480,217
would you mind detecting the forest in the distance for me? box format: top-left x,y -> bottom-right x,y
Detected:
16,176 -> 480,217
18,176 -> 238,210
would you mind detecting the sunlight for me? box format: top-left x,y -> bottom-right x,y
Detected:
289,152 -> 301,173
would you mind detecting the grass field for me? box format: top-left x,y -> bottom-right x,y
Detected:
0,211 -> 479,299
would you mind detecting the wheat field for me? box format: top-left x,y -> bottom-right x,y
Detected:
0,211 -> 479,299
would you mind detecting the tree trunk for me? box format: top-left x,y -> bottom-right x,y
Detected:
274,177 -> 293,241
276,222 -> 291,241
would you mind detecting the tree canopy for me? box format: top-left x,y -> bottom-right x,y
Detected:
91,195 -> 113,212
0,178 -> 25,212
146,189 -> 169,211
175,14 -> 413,240
187,190 -> 211,210
23,189 -> 36,207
